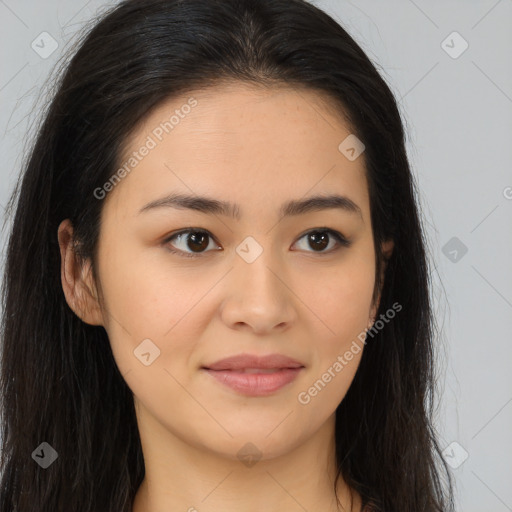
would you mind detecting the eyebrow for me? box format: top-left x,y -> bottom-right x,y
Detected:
138,192 -> 363,221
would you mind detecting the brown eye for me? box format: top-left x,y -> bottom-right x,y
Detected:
164,227 -> 350,259
183,232 -> 209,252
306,231 -> 330,251
293,229 -> 350,254
164,229 -> 220,258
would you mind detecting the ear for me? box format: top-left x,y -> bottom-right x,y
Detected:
369,239 -> 394,325
381,238 -> 394,265
57,219 -> 104,326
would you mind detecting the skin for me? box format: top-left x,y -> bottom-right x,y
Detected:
58,82 -> 393,512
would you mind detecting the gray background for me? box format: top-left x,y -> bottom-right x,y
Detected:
1,1 -> 511,510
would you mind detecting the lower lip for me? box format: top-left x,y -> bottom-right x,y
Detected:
203,368 -> 303,396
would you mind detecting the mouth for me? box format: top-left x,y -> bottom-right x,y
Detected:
201,366 -> 304,396
201,352 -> 305,396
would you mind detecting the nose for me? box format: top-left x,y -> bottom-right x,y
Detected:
219,249 -> 297,335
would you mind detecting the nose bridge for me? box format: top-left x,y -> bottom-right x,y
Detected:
220,235 -> 295,332
234,234 -> 283,297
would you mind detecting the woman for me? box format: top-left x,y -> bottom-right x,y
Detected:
0,0 -> 455,510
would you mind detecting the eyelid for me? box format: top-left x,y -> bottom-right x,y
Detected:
163,227 -> 351,258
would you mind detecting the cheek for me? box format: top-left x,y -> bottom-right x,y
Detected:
302,255 -> 374,405
311,255 -> 375,339
96,246 -> 211,378
296,267 -> 373,414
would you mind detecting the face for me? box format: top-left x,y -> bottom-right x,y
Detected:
63,82 -> 392,463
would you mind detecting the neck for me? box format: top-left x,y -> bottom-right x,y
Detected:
131,406 -> 361,512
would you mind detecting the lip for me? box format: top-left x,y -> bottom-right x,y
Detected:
203,353 -> 304,371
201,353 -> 305,396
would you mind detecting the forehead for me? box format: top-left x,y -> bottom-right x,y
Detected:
107,82 -> 369,221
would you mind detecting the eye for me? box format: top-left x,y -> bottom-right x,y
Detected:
293,228 -> 351,254
163,227 -> 351,259
164,229 -> 221,258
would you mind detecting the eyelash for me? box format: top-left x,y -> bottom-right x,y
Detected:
163,227 -> 351,259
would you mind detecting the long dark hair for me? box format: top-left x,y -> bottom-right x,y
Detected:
0,0 -> 455,510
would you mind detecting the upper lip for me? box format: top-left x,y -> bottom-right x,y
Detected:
202,353 -> 305,371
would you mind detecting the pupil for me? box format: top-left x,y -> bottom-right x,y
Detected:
310,231 -> 328,251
